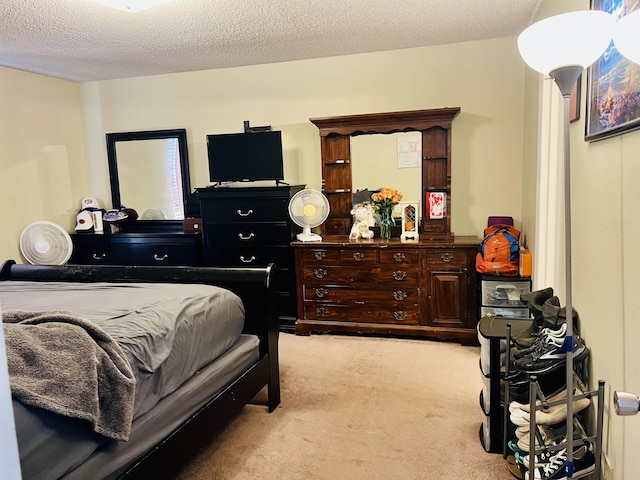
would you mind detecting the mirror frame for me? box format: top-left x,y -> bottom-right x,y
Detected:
106,128 -> 191,230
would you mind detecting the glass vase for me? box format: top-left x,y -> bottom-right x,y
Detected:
379,210 -> 394,240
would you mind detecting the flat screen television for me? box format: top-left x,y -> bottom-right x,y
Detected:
206,130 -> 284,183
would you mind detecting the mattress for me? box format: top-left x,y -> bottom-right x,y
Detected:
0,280 -> 257,480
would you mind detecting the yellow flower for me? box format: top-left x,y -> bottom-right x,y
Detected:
370,188 -> 403,215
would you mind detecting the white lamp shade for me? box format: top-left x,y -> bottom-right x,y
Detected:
518,10 -> 616,74
613,9 -> 640,65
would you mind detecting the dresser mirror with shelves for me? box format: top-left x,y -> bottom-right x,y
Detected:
106,128 -> 191,232
309,108 -> 460,238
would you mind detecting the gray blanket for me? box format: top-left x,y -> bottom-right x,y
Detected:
3,309 -> 136,441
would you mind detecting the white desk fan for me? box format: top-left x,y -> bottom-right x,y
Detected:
288,189 -> 330,242
19,221 -> 73,265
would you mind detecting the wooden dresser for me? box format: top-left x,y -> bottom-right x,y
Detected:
293,235 -> 480,345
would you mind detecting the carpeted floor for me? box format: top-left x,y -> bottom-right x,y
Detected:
175,333 -> 514,480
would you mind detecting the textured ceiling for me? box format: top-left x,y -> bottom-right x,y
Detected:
0,0 -> 542,83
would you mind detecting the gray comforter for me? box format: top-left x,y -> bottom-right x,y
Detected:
3,310 -> 136,441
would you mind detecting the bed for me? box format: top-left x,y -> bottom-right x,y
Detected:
0,259 -> 280,480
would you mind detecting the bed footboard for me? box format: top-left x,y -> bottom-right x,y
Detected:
0,259 -> 280,478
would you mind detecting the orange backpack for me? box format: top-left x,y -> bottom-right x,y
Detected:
476,224 -> 520,276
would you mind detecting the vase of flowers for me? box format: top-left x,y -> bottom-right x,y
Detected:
371,188 -> 403,240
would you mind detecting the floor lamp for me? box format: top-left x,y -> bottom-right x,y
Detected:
517,10 -> 615,478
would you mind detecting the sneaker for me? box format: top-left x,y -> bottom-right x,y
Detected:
518,388 -> 592,427
513,337 -> 590,375
514,332 -> 565,360
524,444 -> 595,479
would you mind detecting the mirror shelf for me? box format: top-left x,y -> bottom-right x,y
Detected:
310,108 -> 460,238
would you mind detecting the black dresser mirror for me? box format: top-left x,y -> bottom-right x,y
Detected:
106,129 -> 191,229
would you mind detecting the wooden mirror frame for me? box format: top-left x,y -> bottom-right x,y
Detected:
310,108 -> 460,239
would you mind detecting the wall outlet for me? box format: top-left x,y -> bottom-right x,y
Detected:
603,454 -> 614,480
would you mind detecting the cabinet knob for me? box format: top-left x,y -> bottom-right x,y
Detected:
352,252 -> 364,261
393,253 -> 406,263
392,270 -> 406,281
316,307 -> 330,316
441,252 -> 453,262
314,251 -> 326,260
314,268 -> 328,279
238,232 -> 255,240
153,254 -> 168,261
314,287 -> 328,298
240,255 -> 256,264
393,291 -> 408,301
393,311 -> 407,321
236,209 -> 254,217
92,253 -> 106,261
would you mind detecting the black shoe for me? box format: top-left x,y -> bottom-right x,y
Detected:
520,287 -> 554,307
514,337 -> 590,375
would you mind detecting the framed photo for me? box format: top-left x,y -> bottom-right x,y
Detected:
586,1 -> 640,141
569,74 -> 581,123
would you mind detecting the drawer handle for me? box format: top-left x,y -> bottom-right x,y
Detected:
393,311 -> 407,321
153,254 -> 168,261
240,255 -> 256,264
92,253 -> 106,261
392,270 -> 406,281
314,251 -> 326,260
316,307 -> 330,316
314,287 -> 328,298
441,252 -> 453,263
352,252 -> 364,261
314,268 -> 328,279
393,253 -> 406,262
393,291 -> 408,301
236,209 -> 254,217
238,232 -> 255,240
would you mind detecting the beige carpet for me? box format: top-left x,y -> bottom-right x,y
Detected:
176,333 -> 514,480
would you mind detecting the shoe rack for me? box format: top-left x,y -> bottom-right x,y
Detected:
502,324 -> 605,480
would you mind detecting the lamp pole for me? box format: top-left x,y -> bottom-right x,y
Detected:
548,64 -> 583,478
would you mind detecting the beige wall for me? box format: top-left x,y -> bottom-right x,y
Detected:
0,67 -> 87,263
82,37 -> 526,238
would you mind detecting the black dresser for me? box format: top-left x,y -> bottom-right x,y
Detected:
198,185 -> 304,332
70,231 -> 202,266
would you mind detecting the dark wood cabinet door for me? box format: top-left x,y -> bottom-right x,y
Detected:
427,268 -> 469,328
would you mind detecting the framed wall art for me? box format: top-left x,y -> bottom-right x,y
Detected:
586,0 -> 640,141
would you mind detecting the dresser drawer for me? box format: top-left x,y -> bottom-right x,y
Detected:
129,243 -> 196,266
206,246 -> 293,268
204,222 -> 291,247
70,244 -> 128,265
302,265 -> 419,285
201,198 -> 290,222
426,249 -> 470,266
303,285 -> 419,306
301,248 -> 339,264
303,303 -> 420,325
337,249 -> 377,264
379,250 -> 419,265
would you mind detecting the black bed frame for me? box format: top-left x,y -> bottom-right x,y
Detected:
0,259 -> 281,479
